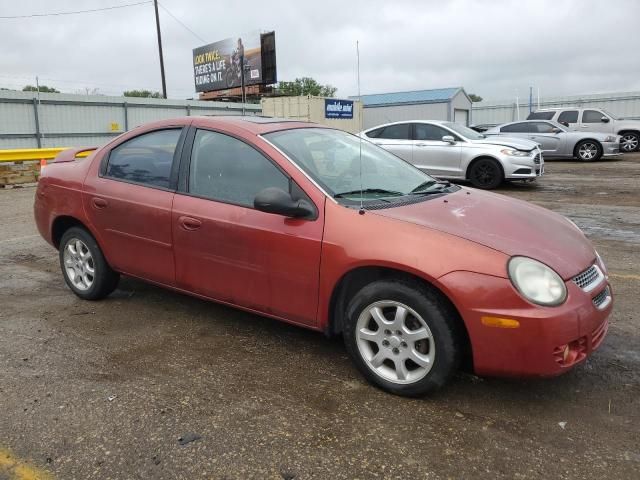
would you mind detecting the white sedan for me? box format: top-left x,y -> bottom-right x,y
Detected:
360,120 -> 543,189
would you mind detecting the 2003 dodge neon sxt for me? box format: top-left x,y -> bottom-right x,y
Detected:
34,116 -> 612,396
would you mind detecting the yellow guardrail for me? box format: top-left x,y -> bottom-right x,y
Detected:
0,148 -> 92,163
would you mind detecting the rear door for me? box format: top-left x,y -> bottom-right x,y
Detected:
557,110 -> 579,129
412,123 -> 462,177
579,109 -> 614,134
83,127 -> 186,286
364,123 -> 413,163
171,128 -> 324,327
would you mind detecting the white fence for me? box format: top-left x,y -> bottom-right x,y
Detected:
471,91 -> 640,126
0,90 -> 261,149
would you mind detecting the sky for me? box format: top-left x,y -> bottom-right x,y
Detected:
1,0 -> 639,102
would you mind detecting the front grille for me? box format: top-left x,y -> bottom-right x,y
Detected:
573,264 -> 603,292
533,154 -> 541,165
592,286 -> 611,310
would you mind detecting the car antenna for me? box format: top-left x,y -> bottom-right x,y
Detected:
357,40 -> 365,215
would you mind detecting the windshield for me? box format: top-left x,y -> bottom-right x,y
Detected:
442,122 -> 485,140
263,128 -> 443,203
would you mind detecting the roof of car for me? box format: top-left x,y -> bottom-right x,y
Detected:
133,115 -> 324,135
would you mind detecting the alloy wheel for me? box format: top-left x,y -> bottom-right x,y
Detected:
621,134 -> 639,152
63,238 -> 95,291
355,300 -> 435,384
578,142 -> 598,160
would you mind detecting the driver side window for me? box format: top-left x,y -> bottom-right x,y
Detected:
188,130 -> 290,207
413,123 -> 452,141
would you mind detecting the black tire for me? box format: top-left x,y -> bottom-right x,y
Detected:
59,226 -> 119,300
343,279 -> 461,397
620,132 -> 639,152
575,140 -> 602,162
467,158 -> 503,189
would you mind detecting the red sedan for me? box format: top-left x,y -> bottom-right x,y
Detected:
34,116 -> 612,396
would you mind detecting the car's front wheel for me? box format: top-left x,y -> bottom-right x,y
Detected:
575,140 -> 602,161
620,132 -> 639,152
59,226 -> 119,300
343,280 -> 461,396
467,158 -> 503,189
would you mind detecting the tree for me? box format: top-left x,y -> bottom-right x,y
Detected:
123,89 -> 163,98
277,77 -> 337,97
468,93 -> 483,102
23,85 -> 59,93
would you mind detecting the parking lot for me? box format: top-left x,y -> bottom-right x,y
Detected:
1,155 -> 639,479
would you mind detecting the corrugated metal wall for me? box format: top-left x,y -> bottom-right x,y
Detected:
472,91 -> 640,126
0,90 -> 261,149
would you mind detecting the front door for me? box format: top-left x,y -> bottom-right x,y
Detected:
172,129 -> 324,327
83,128 -> 185,286
411,123 -> 462,177
579,109 -> 613,134
525,121 -> 563,155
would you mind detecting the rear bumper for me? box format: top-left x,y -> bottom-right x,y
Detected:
438,270 -> 612,377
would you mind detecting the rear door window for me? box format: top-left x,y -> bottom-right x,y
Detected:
105,129 -> 182,188
527,111 -> 555,120
500,123 -> 530,133
558,110 -> 579,124
377,124 -> 411,140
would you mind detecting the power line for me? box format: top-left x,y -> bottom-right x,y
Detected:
157,2 -> 207,44
0,1 -> 152,19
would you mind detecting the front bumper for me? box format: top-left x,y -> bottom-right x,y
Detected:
501,150 -> 544,179
602,141 -> 622,157
438,268 -> 612,377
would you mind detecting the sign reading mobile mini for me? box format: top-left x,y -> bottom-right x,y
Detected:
193,31 -> 277,93
325,99 -> 354,119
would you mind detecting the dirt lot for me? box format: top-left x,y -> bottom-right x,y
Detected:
1,154 -> 639,479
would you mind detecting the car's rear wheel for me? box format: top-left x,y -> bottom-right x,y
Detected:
620,132 -> 639,152
59,227 -> 119,300
468,158 -> 503,189
575,140 -> 602,161
343,280 -> 461,397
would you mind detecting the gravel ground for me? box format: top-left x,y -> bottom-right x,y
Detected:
0,154 -> 638,479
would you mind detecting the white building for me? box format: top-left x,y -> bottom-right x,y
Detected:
353,87 -> 472,130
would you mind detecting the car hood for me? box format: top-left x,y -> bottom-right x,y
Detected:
469,137 -> 539,150
614,119 -> 640,129
372,188 -> 595,279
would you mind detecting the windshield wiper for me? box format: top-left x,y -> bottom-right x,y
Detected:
410,180 -> 451,194
334,188 -> 404,198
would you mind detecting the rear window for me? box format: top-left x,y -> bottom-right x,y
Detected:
527,111 -> 555,120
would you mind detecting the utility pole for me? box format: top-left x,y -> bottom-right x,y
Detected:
153,0 -> 167,99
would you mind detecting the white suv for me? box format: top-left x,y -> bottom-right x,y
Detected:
528,108 -> 639,152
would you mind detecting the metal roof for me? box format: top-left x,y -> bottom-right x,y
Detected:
353,87 -> 463,107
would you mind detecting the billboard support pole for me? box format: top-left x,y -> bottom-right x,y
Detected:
240,54 -> 246,115
153,0 -> 167,99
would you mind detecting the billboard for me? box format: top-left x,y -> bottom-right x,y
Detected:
325,99 -> 354,119
193,31 -> 277,93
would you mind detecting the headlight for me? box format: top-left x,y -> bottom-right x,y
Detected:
603,135 -> 617,142
508,256 -> 567,306
500,148 -> 531,157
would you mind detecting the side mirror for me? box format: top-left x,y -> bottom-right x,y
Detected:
551,127 -> 562,133
254,187 -> 314,218
601,116 -> 610,123
442,135 -> 456,144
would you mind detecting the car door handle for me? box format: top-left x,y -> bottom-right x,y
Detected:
91,197 -> 108,209
415,143 -> 428,147
178,216 -> 202,231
